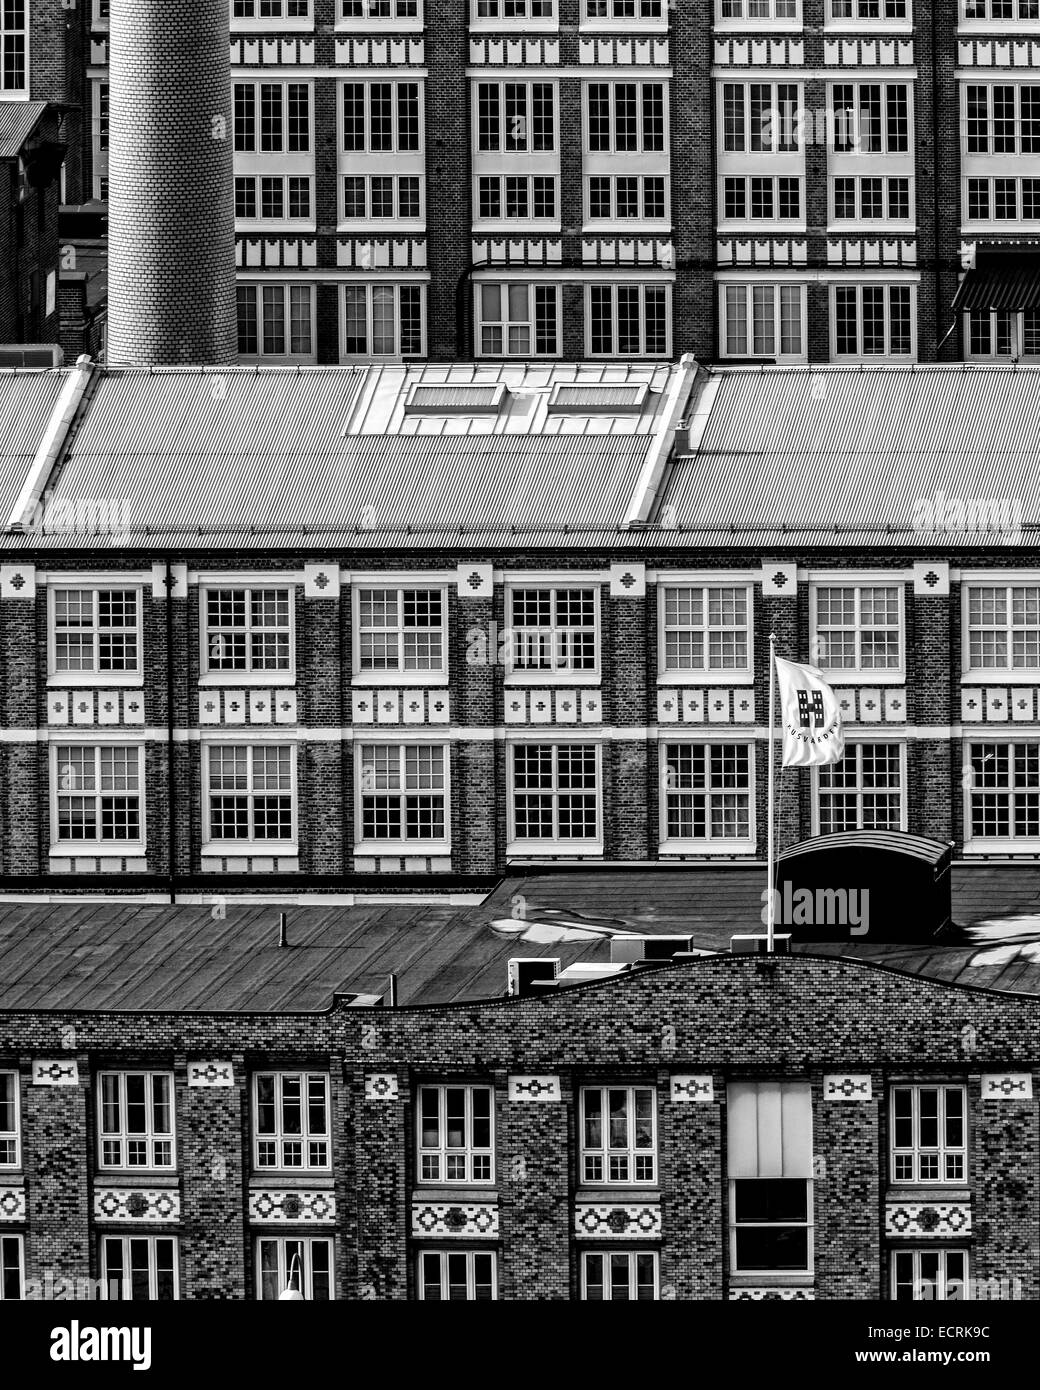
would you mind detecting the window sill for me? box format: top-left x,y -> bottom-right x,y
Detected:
504,672 -> 601,686
469,19 -> 560,31
829,224 -> 918,236
355,842 -> 451,856
95,1169 -> 179,1183
583,221 -> 672,236
824,20 -> 913,33
413,1184 -> 498,1198
236,221 -> 318,235
351,671 -> 449,687
576,1187 -> 660,1201
818,671 -> 906,686
250,1172 -> 333,1186
202,842 -> 299,857
232,20 -> 316,32
961,672 -> 1040,685
508,843 -> 603,858
50,846 -> 146,859
49,673 -> 143,688
334,19 -> 425,31
962,840 -> 1040,855
719,223 -> 808,237
729,1272 -> 814,1286
659,841 -> 757,856
657,673 -> 754,686
474,220 -> 563,236
337,221 -> 428,235
579,20 -> 668,32
712,20 -> 803,32
199,673 -> 297,687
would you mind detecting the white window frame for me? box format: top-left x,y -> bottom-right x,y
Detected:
417,1083 -> 495,1185
961,0 -> 1040,26
50,743 -> 147,856
339,78 -> 425,232
961,82 -> 1040,232
256,1237 -> 334,1300
964,306 -> 1040,360
200,584 -> 296,683
581,0 -> 665,29
474,280 -> 561,358
963,580 -> 1040,679
48,585 -> 143,686
470,0 -> 559,31
234,172 -> 315,228
417,1250 -> 498,1300
963,174 -> 1040,226
659,739 -> 757,854
508,740 -> 603,856
340,281 -> 428,361
718,281 -> 807,362
236,282 -> 316,363
809,578 -> 906,681
253,1071 -> 331,1172
585,283 -> 672,359
890,1084 -> 968,1185
203,741 -> 298,854
716,80 -> 806,234
828,79 -> 913,156
92,79 -> 109,201
891,1249 -> 970,1302
100,1235 -> 179,1301
354,742 -> 451,854
351,584 -> 449,683
92,0 -> 110,28
234,78 -> 313,155
720,172 -> 804,225
583,79 -> 669,157
231,0 -> 314,30
830,281 -> 917,361
964,738 -> 1040,852
0,0 -> 27,95
579,1084 -> 658,1186
0,1071 -> 20,1170
826,0 -> 912,29
584,172 -> 669,231
657,579 -> 754,681
97,1071 -> 176,1172
341,171 -> 425,230
336,0 -> 422,30
474,172 -> 561,233
714,0 -> 802,29
729,1178 -> 814,1276
829,173 -> 915,231
0,1235 -> 23,1302
505,584 -> 601,682
813,739 -> 906,835
471,81 -> 561,218
580,1251 -> 660,1300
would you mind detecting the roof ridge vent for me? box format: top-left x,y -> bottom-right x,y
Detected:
403,381 -> 507,415
547,381 -> 649,414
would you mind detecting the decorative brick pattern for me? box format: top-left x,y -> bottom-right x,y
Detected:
507,1075 -> 561,1102
248,1189 -> 336,1224
32,1060 -> 79,1086
574,1203 -> 662,1240
670,1075 -> 714,1102
363,1073 -> 399,1101
885,1202 -> 972,1239
0,1184 -> 26,1222
187,1061 -> 235,1088
981,1074 -> 1033,1101
93,1188 -> 181,1223
823,1075 -> 873,1101
731,1287 -> 815,1300
411,1201 -> 499,1238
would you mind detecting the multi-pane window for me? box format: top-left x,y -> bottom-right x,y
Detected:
587,82 -> 665,152
966,585 -> 1040,670
818,743 -> 902,833
234,0 -> 311,18
0,0 -> 26,93
832,83 -> 910,152
722,82 -> 800,153
93,81 -> 110,199
52,588 -> 139,675
98,1072 -> 174,1170
237,285 -> 314,360
587,174 -> 666,221
512,743 -> 599,842
833,284 -> 914,358
418,1084 -> 493,1183
717,0 -> 799,19
892,1250 -> 969,1303
965,84 -> 1040,153
582,1253 -> 659,1300
585,0 -> 662,18
235,174 -> 312,221
964,0 -> 1039,15
234,82 -> 310,152
342,284 -> 424,358
101,1237 -> 178,1301
832,175 -> 911,221
588,284 -> 669,357
509,587 -> 597,673
890,1085 -> 967,1183
721,283 -> 805,359
0,1073 -> 19,1168
254,1072 -> 330,1170
418,1251 -> 496,1300
54,746 -> 143,846
98,82 -> 109,152
477,82 -> 555,152
967,741 -> 1040,840
207,745 -> 295,842
967,307 -> 1040,358
341,0 -> 419,17
830,0 -> 908,16
0,1236 -> 22,1301
662,743 -> 754,844
813,585 -> 902,672
728,1081 -> 813,1274
475,0 -> 555,17
732,1180 -> 812,1271
723,174 -> 801,220
204,588 -> 292,674
257,1238 -> 332,1300
357,588 -> 445,674
580,1086 -> 656,1184
660,584 -> 751,673
477,283 -> 558,356
965,175 -> 1040,220
357,744 -> 448,843
477,174 -> 557,222
343,174 -> 422,221
342,81 -> 421,152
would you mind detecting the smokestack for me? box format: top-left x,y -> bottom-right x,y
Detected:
107,0 -> 238,366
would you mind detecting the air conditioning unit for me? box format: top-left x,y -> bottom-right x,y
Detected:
507,957 -> 559,998
554,962 -> 633,985
610,934 -> 694,964
0,343 -> 63,368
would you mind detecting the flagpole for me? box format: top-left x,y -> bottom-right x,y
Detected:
766,632 -> 776,954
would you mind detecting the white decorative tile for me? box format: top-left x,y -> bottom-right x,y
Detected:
352,690 -> 374,724
274,690 -> 297,724
508,1075 -> 560,1102
376,689 -> 400,724
187,1060 -> 235,1088
610,562 -> 645,598
670,1075 -> 714,1102
249,690 -> 272,724
48,691 -> 69,725
961,688 -> 983,722
32,1059 -> 79,1086
733,690 -> 755,722
574,1203 -> 662,1240
199,693 -> 221,725
0,1183 -> 25,1222
428,691 -> 450,723
122,692 -> 145,725
1011,689 -> 1035,722
760,562 -> 797,597
412,1201 -> 499,1238
858,688 -> 882,722
823,1074 -> 872,1101
223,691 -> 247,724
657,689 -> 680,722
582,690 -> 602,723
402,690 -> 425,724
504,692 -> 526,723
883,688 -> 906,721
707,690 -> 730,723
71,692 -> 94,725
304,563 -> 339,598
457,562 -> 493,599
886,1201 -> 971,1238
682,689 -> 704,722
985,687 -> 1009,720
981,1073 -> 1033,1100
96,691 -> 120,725
913,562 -> 949,596
529,691 -> 553,723
555,690 -> 577,723
364,1073 -> 398,1101
93,1189 -> 181,1223
249,1189 -> 336,1224
0,564 -> 35,598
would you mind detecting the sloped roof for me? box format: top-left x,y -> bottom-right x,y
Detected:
657,364 -> 1040,547
0,101 -> 48,158
0,369 -> 71,521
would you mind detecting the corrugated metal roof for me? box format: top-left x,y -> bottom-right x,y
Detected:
0,369 -> 71,521
0,867 -> 1039,1011
952,266 -> 1040,312
659,365 -> 1040,538
0,101 -> 48,158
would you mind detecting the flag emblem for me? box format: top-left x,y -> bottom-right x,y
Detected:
775,656 -> 844,768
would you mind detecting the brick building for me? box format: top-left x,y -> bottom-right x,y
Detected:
46,0 -> 1040,365
0,903 -> 1036,1302
0,103 -> 63,349
0,355 -> 1036,894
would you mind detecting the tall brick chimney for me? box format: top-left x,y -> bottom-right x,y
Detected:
106,0 -> 238,366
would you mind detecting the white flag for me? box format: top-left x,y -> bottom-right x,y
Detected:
775,656 -> 844,768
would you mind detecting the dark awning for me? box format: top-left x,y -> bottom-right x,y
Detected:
952,265 -> 1040,312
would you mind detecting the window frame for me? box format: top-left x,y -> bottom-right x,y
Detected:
351,584 -> 449,683
233,78 -> 313,156
825,0 -> 912,29
470,0 -> 559,31
830,281 -> 917,361
231,0 -> 314,30
0,0 -> 27,95
474,280 -> 561,359
200,584 -> 297,683
252,1070 -> 331,1173
963,581 -> 1040,679
48,585 -> 143,685
964,306 -> 1040,359
474,172 -> 561,232
960,0 -> 1040,24
813,739 -> 907,835
340,281 -> 428,361
729,1177 -> 814,1276
202,741 -> 298,853
335,0 -> 423,30
580,0 -> 666,29
0,1234 -> 23,1302
659,739 -> 757,854
340,171 -> 425,230
99,1235 -> 179,1301
96,1070 -> 176,1173
417,1249 -> 498,1300
657,579 -> 754,682
891,1248 -> 970,1302
50,743 -> 147,856
508,740 -> 604,855
889,1084 -> 968,1186
718,281 -> 808,362
416,1082 -> 495,1185
0,1071 -> 20,1170
579,1084 -> 658,1187
354,741 -> 452,853
585,282 -> 672,359
809,579 -> 906,680
964,739 -> 1040,851
714,0 -> 803,29
256,1236 -> 334,1300
505,584 -> 602,682
580,1250 -> 660,1300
